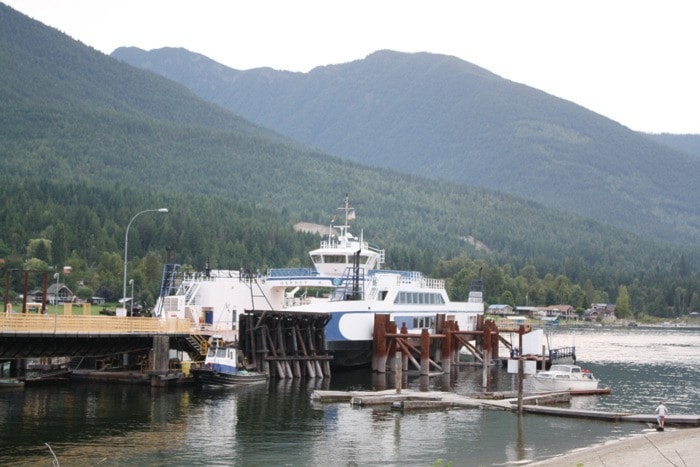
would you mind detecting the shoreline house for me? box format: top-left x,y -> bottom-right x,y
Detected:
488,304 -> 514,316
538,304 -> 578,321
514,305 -> 578,322
29,283 -> 75,305
584,303 -> 617,322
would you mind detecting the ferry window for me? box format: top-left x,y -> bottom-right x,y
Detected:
412,317 -> 435,329
324,255 -> 346,264
394,292 -> 445,305
311,254 -> 322,263
380,291 -> 388,300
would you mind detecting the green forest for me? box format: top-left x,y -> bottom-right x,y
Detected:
1,176 -> 697,319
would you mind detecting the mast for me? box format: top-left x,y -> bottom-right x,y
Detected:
337,193 -> 355,239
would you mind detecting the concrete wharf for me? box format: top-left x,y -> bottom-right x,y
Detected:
310,389 -> 700,428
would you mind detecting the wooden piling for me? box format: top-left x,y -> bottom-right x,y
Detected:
482,325 -> 491,388
373,314 -> 389,373
295,324 -> 315,378
386,321 -> 397,372
395,351 -> 402,394
238,310 -> 332,379
420,328 -> 430,376
400,323 -> 409,371
442,322 -> 452,374
435,314 -> 446,363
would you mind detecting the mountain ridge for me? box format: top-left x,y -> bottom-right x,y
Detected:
112,46 -> 700,245
1,3 -> 699,316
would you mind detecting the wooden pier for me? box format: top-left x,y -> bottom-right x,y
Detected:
371,314 -> 499,374
310,388 -> 700,428
371,313 -> 530,379
238,309 -> 332,379
371,314 -> 572,380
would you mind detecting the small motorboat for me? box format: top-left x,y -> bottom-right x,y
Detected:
191,341 -> 268,386
0,379 -> 25,389
530,364 -> 599,392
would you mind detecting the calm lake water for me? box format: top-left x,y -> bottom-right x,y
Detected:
1,326 -> 699,466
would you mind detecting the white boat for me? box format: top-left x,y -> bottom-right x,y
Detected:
530,364 -> 599,392
190,340 -> 268,386
154,194 -> 485,367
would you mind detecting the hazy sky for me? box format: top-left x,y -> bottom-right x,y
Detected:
6,0 -> 699,134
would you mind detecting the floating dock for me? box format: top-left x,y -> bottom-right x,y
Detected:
310,389 -> 700,428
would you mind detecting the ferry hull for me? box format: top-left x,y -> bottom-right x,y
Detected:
327,340 -> 373,368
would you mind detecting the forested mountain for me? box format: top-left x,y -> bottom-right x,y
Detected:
644,133 -> 700,159
112,47 -> 700,246
1,4 -> 698,316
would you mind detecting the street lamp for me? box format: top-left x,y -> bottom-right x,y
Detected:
129,279 -> 134,316
53,272 -> 60,313
121,208 -> 168,315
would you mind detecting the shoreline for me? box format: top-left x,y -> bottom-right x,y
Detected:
530,426 -> 700,466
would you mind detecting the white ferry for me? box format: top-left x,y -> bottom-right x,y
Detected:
154,194 -> 484,367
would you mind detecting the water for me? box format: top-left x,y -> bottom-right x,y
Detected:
1,326 -> 698,465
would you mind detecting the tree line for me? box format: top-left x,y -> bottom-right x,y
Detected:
1,176 -> 697,318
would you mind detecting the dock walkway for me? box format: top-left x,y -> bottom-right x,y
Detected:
310,389 -> 700,428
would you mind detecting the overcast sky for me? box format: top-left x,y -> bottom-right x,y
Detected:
6,0 -> 699,134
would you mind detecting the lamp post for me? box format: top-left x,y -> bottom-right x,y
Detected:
121,208 -> 168,315
129,279 -> 134,316
53,272 -> 60,313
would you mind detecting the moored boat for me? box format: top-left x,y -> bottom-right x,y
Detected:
0,378 -> 25,389
191,340 -> 268,386
530,364 -> 599,392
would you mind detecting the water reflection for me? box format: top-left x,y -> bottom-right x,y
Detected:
0,327 -> 698,465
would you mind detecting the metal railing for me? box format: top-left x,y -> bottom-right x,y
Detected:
0,314 -> 192,334
549,346 -> 576,362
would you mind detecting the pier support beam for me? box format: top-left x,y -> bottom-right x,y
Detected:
150,335 -> 170,372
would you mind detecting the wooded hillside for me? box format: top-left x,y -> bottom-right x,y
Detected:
113,47 -> 700,246
1,4 -> 698,317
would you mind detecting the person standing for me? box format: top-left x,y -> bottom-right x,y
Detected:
655,401 -> 669,430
